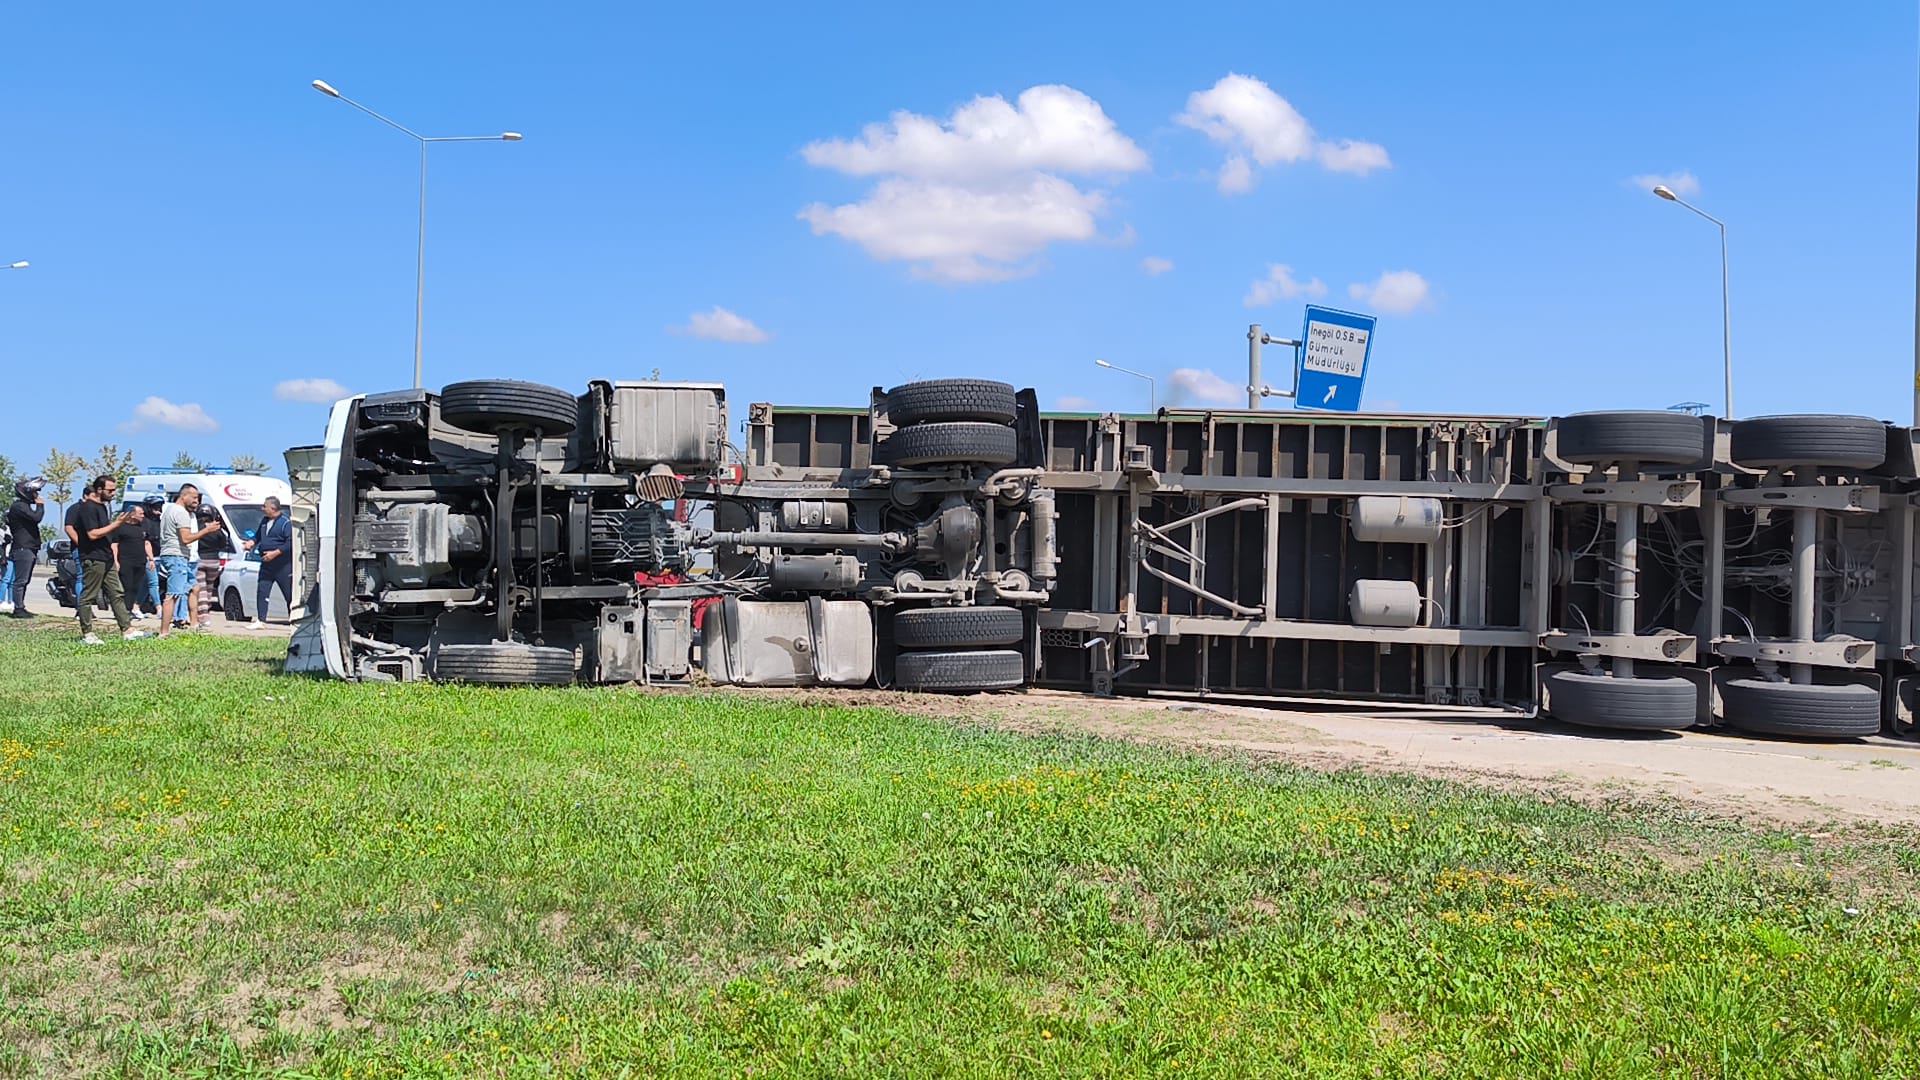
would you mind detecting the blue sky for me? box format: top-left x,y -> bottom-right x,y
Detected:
1,2 -> 1915,477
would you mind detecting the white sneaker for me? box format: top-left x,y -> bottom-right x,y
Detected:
123,629 -> 154,641
80,633 -> 104,646
247,620 -> 267,630
0,601 -> 13,614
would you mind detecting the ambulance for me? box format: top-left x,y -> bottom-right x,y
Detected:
123,469 -> 294,620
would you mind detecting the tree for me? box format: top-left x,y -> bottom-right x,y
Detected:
230,453 -> 267,474
0,455 -> 17,497
85,444 -> 138,492
170,451 -> 209,472
39,448 -> 84,515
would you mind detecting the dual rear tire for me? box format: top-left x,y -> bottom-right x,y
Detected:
883,379 -> 1021,468
892,606 -> 1026,693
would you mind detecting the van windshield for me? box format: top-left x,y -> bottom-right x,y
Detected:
223,504 -> 266,546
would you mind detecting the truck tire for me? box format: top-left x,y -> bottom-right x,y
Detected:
1729,415 -> 1886,471
432,642 -> 576,686
887,379 -> 1018,426
1555,411 -> 1706,468
886,422 -> 1019,468
1546,670 -> 1696,731
1720,678 -> 1881,739
894,606 -> 1025,649
895,649 -> 1025,692
439,379 -> 579,438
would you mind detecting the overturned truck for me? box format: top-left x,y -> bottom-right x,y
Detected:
290,377 -> 1920,740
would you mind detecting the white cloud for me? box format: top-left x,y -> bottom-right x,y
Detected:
1177,73 -> 1391,193
802,84 -> 1148,180
1140,256 -> 1174,276
1347,270 -> 1433,316
119,397 -> 219,434
802,175 -> 1107,283
1318,139 -> 1393,175
1054,395 -> 1102,411
672,306 -> 771,344
1167,368 -> 1243,406
799,85 -> 1147,283
1243,263 -> 1327,307
1628,170 -> 1700,198
1218,155 -> 1254,194
274,378 -> 350,404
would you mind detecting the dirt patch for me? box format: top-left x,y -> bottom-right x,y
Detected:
747,686 -> 1920,831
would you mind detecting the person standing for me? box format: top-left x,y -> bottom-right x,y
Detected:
116,502 -> 158,621
242,496 -> 293,629
194,501 -> 233,630
139,495 -> 165,616
66,475 -> 149,644
157,484 -> 222,639
4,477 -> 45,618
0,519 -> 12,614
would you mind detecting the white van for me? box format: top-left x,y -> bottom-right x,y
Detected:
123,470 -> 294,621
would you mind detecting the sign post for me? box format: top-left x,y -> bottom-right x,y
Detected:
1294,305 -> 1376,412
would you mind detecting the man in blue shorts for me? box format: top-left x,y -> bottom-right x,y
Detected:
157,484 -> 223,639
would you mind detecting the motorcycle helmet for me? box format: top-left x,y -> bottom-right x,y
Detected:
14,476 -> 44,500
141,495 -> 165,510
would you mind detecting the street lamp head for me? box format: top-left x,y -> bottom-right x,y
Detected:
501,132 -> 523,141
311,79 -> 342,98
1652,184 -> 1677,201
6,261 -> 26,270
1094,359 -> 1113,369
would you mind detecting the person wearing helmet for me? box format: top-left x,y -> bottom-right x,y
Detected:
4,477 -> 47,618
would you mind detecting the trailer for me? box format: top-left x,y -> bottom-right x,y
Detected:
283,375 -> 1918,740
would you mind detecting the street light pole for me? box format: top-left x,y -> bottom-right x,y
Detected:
1093,359 -> 1156,411
1652,184 -> 1733,418
312,79 -> 521,390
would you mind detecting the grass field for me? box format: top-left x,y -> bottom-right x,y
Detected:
2,623 -> 1918,1077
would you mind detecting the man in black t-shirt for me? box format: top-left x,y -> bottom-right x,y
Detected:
65,475 -> 148,644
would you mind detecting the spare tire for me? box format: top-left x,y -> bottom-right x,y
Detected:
433,642 -> 576,686
1555,411 -> 1707,468
887,379 -> 1018,426
886,422 -> 1019,468
1546,670 -> 1696,731
439,380 -> 579,438
1729,415 -> 1886,471
1720,677 -> 1881,739
894,606 -> 1025,650
894,649 -> 1025,692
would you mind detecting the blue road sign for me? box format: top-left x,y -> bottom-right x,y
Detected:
1294,305 -> 1376,412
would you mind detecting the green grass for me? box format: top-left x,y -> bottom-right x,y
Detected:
1,623 -> 1918,1077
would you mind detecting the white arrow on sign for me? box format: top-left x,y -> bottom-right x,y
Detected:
1323,385 -> 1337,404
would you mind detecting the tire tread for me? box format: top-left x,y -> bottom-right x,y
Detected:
887,379 -> 1018,426
894,648 -> 1025,692
886,422 -> 1019,467
1721,677 -> 1880,738
1546,670 -> 1697,731
894,607 -> 1025,649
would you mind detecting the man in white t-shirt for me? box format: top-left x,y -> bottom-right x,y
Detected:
157,484 -> 222,638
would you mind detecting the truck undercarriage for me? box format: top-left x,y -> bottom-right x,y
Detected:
293,378 -> 1920,741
